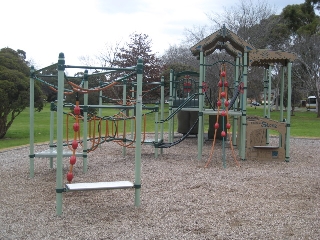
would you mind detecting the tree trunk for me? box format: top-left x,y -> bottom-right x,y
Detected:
0,117 -> 8,139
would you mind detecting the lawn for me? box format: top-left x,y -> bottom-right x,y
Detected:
1,103 -> 319,150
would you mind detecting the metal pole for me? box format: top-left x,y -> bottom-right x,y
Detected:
49,102 -> 55,168
263,68 -> 268,117
267,65 -> 272,145
285,62 -> 292,162
232,57 -> 240,147
168,70 -> 174,143
240,52 -> 248,161
122,80 -> 127,157
154,103 -> 159,158
83,70 -> 88,173
29,66 -> 35,178
56,53 -> 65,216
197,50 -> 204,160
134,59 -> 143,206
160,76 -> 165,155
280,66 -> 285,121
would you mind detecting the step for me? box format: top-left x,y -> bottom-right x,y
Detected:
65,181 -> 134,191
253,146 -> 279,149
35,149 -> 83,158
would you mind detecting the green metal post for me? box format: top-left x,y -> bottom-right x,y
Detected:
131,84 -> 135,138
99,82 -> 102,117
29,66 -> 35,178
154,103 -> 159,158
49,102 -> 55,168
279,66 -> 285,148
56,53 -> 65,216
232,56 -> 240,146
134,59 -> 143,207
280,66 -> 285,121
168,70 -> 174,143
267,65 -> 272,145
240,52 -> 248,161
83,70 -> 88,173
160,76 -> 165,155
197,50 -> 204,160
122,80 -> 127,157
263,68 -> 268,117
98,84 -> 102,149
285,62 -> 292,162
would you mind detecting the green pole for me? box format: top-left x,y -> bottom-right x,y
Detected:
131,84 -> 135,138
263,68 -> 268,117
232,56 -> 240,147
98,83 -> 102,149
240,52 -> 248,161
154,103 -> 159,158
285,62 -> 292,162
160,76 -> 164,155
49,102 -> 55,168
134,59 -> 143,207
279,66 -> 285,148
29,66 -> 35,178
99,82 -> 102,117
168,70 -> 174,143
197,50 -> 204,160
122,79 -> 127,157
56,53 -> 65,216
280,66 -> 285,121
83,70 -> 88,173
267,65 -> 272,145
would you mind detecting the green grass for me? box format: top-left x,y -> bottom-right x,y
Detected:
1,104 -> 319,150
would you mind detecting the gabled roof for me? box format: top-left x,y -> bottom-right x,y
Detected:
190,25 -> 297,66
190,25 -> 254,57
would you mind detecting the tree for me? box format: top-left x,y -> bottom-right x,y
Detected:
205,0 -> 276,47
0,48 -> 44,139
111,33 -> 163,102
281,0 -> 320,117
282,1 -> 320,36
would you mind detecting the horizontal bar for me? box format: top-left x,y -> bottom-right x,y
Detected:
64,65 -> 136,72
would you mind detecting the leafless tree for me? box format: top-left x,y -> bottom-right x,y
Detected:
290,34 -> 320,116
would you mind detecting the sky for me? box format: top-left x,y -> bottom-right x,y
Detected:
1,0 -> 304,71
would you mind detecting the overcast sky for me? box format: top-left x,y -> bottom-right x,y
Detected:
1,0 -> 304,70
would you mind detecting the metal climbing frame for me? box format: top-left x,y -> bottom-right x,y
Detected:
29,53 -> 144,216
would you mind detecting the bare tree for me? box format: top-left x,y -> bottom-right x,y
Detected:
290,34 -> 320,116
205,0 -> 276,46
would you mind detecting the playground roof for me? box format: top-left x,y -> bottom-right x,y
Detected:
190,25 -> 297,66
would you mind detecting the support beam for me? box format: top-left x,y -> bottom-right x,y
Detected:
197,50 -> 204,160
29,66 -> 35,178
134,58 -> 143,207
286,62 -> 292,162
56,53 -> 65,216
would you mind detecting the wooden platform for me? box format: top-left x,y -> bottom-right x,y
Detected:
34,149 -> 83,158
65,181 -> 134,191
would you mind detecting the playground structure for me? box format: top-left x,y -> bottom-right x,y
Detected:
28,25 -> 298,216
186,25 -> 297,166
29,54 -> 165,216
